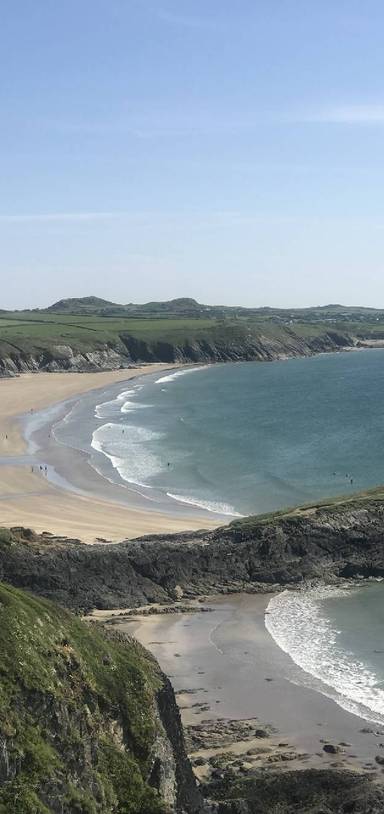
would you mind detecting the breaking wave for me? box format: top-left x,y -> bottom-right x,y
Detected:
167,492 -> 244,517
91,422 -> 164,488
155,366 -> 209,384
265,586 -> 384,726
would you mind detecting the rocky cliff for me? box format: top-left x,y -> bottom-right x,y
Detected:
3,491 -> 384,813
0,327 -> 355,376
0,582 -> 202,814
2,490 -> 384,611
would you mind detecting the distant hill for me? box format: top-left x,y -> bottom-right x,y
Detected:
45,296 -> 210,317
42,295 -> 384,322
47,296 -> 120,313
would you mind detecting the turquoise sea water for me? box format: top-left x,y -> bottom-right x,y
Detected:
68,349 -> 384,517
54,350 -> 384,721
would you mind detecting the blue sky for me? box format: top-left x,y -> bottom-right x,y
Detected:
2,1 -> 384,308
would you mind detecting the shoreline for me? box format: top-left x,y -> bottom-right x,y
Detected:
99,594 -> 384,782
2,348 -> 384,539
0,365 -> 220,541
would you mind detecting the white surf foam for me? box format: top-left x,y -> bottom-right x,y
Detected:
167,492 -> 244,517
91,422 -> 164,487
155,366 -> 208,384
265,586 -> 384,726
95,386 -> 143,418
121,400 -> 150,414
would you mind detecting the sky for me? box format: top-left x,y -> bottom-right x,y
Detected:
2,1 -> 384,309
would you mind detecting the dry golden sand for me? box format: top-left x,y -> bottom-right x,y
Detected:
0,366 -> 218,542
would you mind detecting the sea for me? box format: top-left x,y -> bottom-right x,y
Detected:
52,349 -> 384,723
265,583 -> 384,727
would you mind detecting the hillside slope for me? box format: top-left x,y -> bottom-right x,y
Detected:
3,297 -> 384,375
0,313 -> 360,376
0,582 -> 201,814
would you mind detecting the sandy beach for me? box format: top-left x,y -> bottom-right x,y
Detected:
0,366 -> 219,541
0,366 -> 171,455
101,595 -> 384,781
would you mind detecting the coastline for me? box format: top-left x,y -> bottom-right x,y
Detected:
100,594 -> 384,781
0,365 -> 220,541
3,348 -> 384,541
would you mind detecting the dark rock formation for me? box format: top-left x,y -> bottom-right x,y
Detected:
2,492 -> 384,611
207,769 -> 384,812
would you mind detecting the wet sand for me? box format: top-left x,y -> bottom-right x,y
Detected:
0,367 -> 171,455
0,465 -> 216,541
107,595 -> 384,777
0,365 -> 219,541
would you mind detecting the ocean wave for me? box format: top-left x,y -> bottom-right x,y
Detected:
121,400 -> 150,414
95,386 -> 143,418
265,586 -> 384,726
155,366 -> 208,384
91,422 -> 164,487
167,492 -> 244,517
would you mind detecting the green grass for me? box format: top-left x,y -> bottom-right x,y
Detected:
227,484 -> 384,533
0,583 -> 167,813
0,305 -> 383,365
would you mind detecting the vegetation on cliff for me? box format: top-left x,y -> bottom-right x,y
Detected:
3,488 -> 384,812
0,583 -> 193,813
1,297 -> 384,374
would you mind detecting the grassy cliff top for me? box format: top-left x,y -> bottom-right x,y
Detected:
227,484 -> 384,533
0,296 -> 383,361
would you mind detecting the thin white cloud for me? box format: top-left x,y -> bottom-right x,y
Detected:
0,212 -> 132,223
2,211 -> 384,228
299,104 -> 384,124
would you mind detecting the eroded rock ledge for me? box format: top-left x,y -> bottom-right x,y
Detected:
0,328 -> 355,377
2,490 -> 384,611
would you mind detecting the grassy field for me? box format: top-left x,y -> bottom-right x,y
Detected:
0,302 -> 383,365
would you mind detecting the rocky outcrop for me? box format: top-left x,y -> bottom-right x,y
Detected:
0,345 -> 131,376
2,492 -> 384,611
208,769 -> 384,812
0,583 -> 202,813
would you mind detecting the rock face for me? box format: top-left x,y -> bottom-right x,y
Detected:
0,327 -> 355,376
2,493 -> 384,610
208,769 -> 384,813
0,345 -> 129,377
0,583 -> 202,814
3,495 -> 384,812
